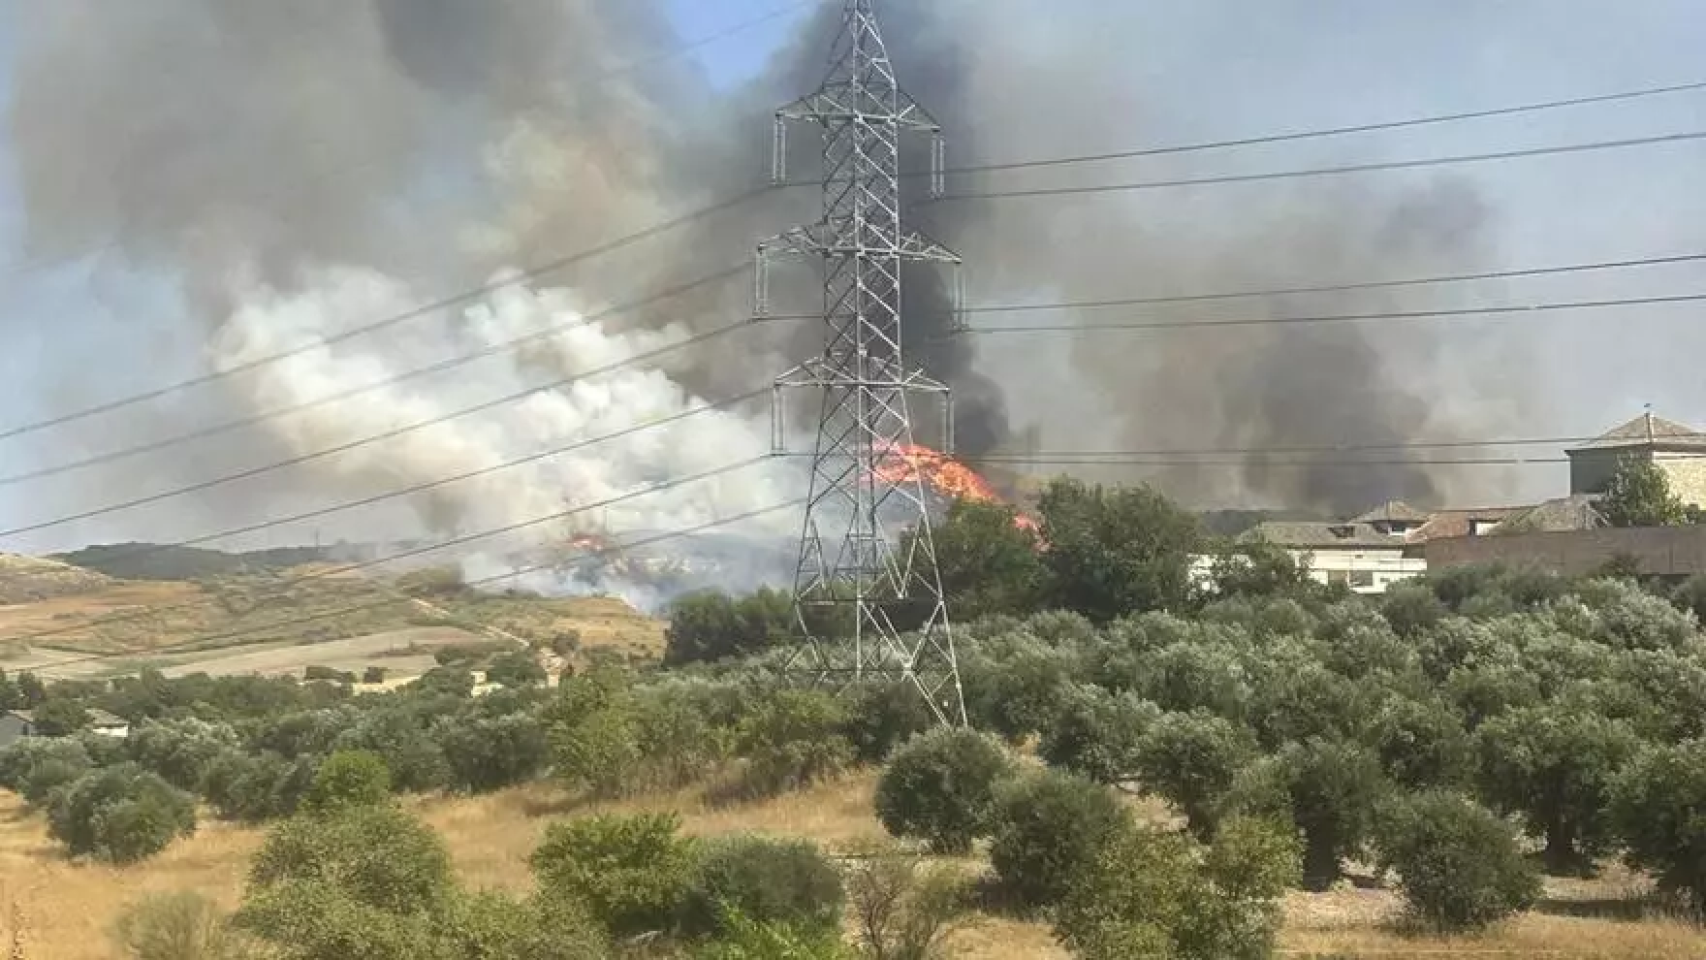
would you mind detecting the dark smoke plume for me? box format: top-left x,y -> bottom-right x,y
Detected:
3,0 -> 1529,555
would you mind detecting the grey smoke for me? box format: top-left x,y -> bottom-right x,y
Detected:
2,0 -> 1546,559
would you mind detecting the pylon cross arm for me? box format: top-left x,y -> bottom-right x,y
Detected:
778,85 -> 941,132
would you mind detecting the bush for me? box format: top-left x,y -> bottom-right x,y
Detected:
485,650 -> 548,688
663,588 -> 794,666
203,751 -> 316,823
129,718 -> 243,793
1612,739 -> 1706,912
692,910 -> 855,960
31,696 -> 90,736
1036,685 -> 1158,784
1374,791 -> 1540,932
733,690 -> 853,798
0,736 -> 93,804
248,804 -> 453,917
530,812 -> 698,939
439,890 -> 610,960
989,769 -> 1128,910
112,891 -> 258,960
437,711 -> 549,793
1228,738 -> 1387,890
302,750 -> 391,813
845,853 -> 970,960
1132,709 -> 1258,839
680,834 -> 845,938
1054,816 -> 1300,960
875,727 -> 1013,854
842,682 -> 936,764
1475,705 -> 1639,873
47,764 -> 196,864
362,666 -> 387,685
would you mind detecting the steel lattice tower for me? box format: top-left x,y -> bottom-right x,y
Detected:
756,0 -> 966,726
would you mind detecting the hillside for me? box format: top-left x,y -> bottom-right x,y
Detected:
0,559 -> 663,681
49,543 -> 343,581
0,553 -> 114,605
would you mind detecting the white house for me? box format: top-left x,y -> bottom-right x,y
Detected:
1238,502 -> 1430,595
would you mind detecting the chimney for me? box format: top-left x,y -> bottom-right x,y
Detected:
1646,404 -> 1656,444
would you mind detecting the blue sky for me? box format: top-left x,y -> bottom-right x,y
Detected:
664,0 -> 806,88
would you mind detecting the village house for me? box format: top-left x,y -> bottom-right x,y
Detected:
1566,410 -> 1706,507
0,707 -> 130,749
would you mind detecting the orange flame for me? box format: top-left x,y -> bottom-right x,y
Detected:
871,443 -> 1040,532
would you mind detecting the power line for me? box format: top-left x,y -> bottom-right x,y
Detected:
23,496 -> 802,675
953,289 -> 1706,335
928,78 -> 1706,179
15,248 -> 1704,487
7,456 -> 778,651
968,454 -> 1569,468
928,129 -> 1706,204
0,186 -> 790,444
21,387 -> 769,576
11,77 -> 1701,442
0,264 -> 764,486
951,250 -> 1706,317
0,321 -> 760,539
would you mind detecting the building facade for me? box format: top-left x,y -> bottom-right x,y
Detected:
1567,411 -> 1706,507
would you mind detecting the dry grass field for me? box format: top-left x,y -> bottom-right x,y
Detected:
3,773 -> 1705,960
0,562 -> 664,683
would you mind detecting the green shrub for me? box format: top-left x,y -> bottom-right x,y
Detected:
0,736 -> 94,804
1054,816 -> 1299,960
47,764 -> 196,863
1132,709 -> 1258,839
1612,739 -> 1706,912
733,690 -> 853,798
989,769 -> 1128,910
1036,685 -> 1158,785
438,890 -> 610,960
842,682 -> 936,764
875,727 -> 1013,854
303,750 -> 391,813
1475,705 -> 1639,873
248,805 -> 454,916
1374,791 -> 1540,932
112,891 -> 258,960
844,853 -> 971,960
437,711 -> 549,794
692,909 -> 855,960
680,834 -> 845,938
1228,738 -> 1388,890
485,650 -> 548,688
530,812 -> 697,938
303,665 -> 354,684
362,666 -> 387,684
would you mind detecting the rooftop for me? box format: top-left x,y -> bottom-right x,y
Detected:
1353,500 -> 1431,525
1568,411 -> 1706,453
1242,520 -> 1409,550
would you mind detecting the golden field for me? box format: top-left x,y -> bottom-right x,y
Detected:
1,773 -> 1704,960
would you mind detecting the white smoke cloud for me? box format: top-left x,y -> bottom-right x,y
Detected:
210,266 -> 802,599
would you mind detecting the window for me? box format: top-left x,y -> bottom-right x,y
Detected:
1327,569 -> 1350,586
1349,570 -> 1375,589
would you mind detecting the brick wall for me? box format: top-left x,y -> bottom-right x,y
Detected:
1426,525 -> 1706,577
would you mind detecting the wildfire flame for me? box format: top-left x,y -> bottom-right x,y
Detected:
871,443 -> 1040,532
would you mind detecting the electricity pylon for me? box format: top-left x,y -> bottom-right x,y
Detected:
756,0 -> 966,725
